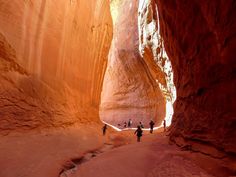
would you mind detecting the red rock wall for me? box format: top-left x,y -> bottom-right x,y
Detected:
138,0 -> 176,127
0,0 -> 112,134
156,0 -> 236,154
100,0 -> 166,127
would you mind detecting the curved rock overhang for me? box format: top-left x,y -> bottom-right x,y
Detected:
100,0 -> 176,128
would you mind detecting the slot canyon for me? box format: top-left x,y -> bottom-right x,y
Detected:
0,0 -> 235,177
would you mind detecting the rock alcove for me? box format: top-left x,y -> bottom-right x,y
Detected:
99,0 -> 176,129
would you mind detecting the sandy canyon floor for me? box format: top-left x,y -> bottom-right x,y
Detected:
0,125 -> 235,177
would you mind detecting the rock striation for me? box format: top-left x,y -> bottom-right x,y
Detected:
0,0 -> 112,134
138,0 -> 176,126
155,0 -> 236,154
100,0 -> 167,128
1,0 -> 235,157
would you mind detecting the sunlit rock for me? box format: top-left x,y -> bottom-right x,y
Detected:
138,0 -> 176,126
100,0 -> 166,128
0,0 -> 112,134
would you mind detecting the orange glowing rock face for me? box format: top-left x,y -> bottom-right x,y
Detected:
100,0 -> 174,128
0,0 -> 112,134
0,0 -> 235,158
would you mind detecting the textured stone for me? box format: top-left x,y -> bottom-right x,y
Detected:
138,0 -> 176,126
0,0 -> 112,134
100,0 -> 166,128
0,0 -> 235,158
155,0 -> 236,154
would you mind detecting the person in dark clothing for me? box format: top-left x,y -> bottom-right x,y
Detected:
163,119 -> 166,132
134,126 -> 143,142
128,119 -> 132,128
102,124 -> 107,135
124,122 -> 127,128
149,120 -> 155,133
139,121 -> 144,128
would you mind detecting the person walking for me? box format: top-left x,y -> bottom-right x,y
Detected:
128,119 -> 132,128
139,121 -> 144,128
123,122 -> 127,128
134,126 -> 143,142
163,119 -> 166,132
102,124 -> 107,135
149,119 -> 155,133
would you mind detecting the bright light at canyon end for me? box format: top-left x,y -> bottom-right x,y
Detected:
138,0 -> 176,127
100,0 -> 176,129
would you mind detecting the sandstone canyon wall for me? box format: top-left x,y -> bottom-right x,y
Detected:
1,0 -> 235,158
0,0 -> 112,134
100,0 -> 167,128
138,0 -> 176,126
155,0 -> 236,154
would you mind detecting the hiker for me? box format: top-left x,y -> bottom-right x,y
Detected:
134,126 -> 143,142
128,119 -> 132,128
102,124 -> 107,135
163,119 -> 166,132
149,119 -> 155,133
139,121 -> 144,128
123,122 -> 127,128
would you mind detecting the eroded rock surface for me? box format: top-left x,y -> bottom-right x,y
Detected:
0,0 -> 112,134
155,0 -> 236,154
138,0 -> 176,126
100,0 -> 166,127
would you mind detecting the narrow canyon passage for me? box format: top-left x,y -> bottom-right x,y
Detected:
0,0 -> 235,177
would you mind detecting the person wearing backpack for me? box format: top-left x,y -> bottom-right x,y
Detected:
134,125 -> 143,142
